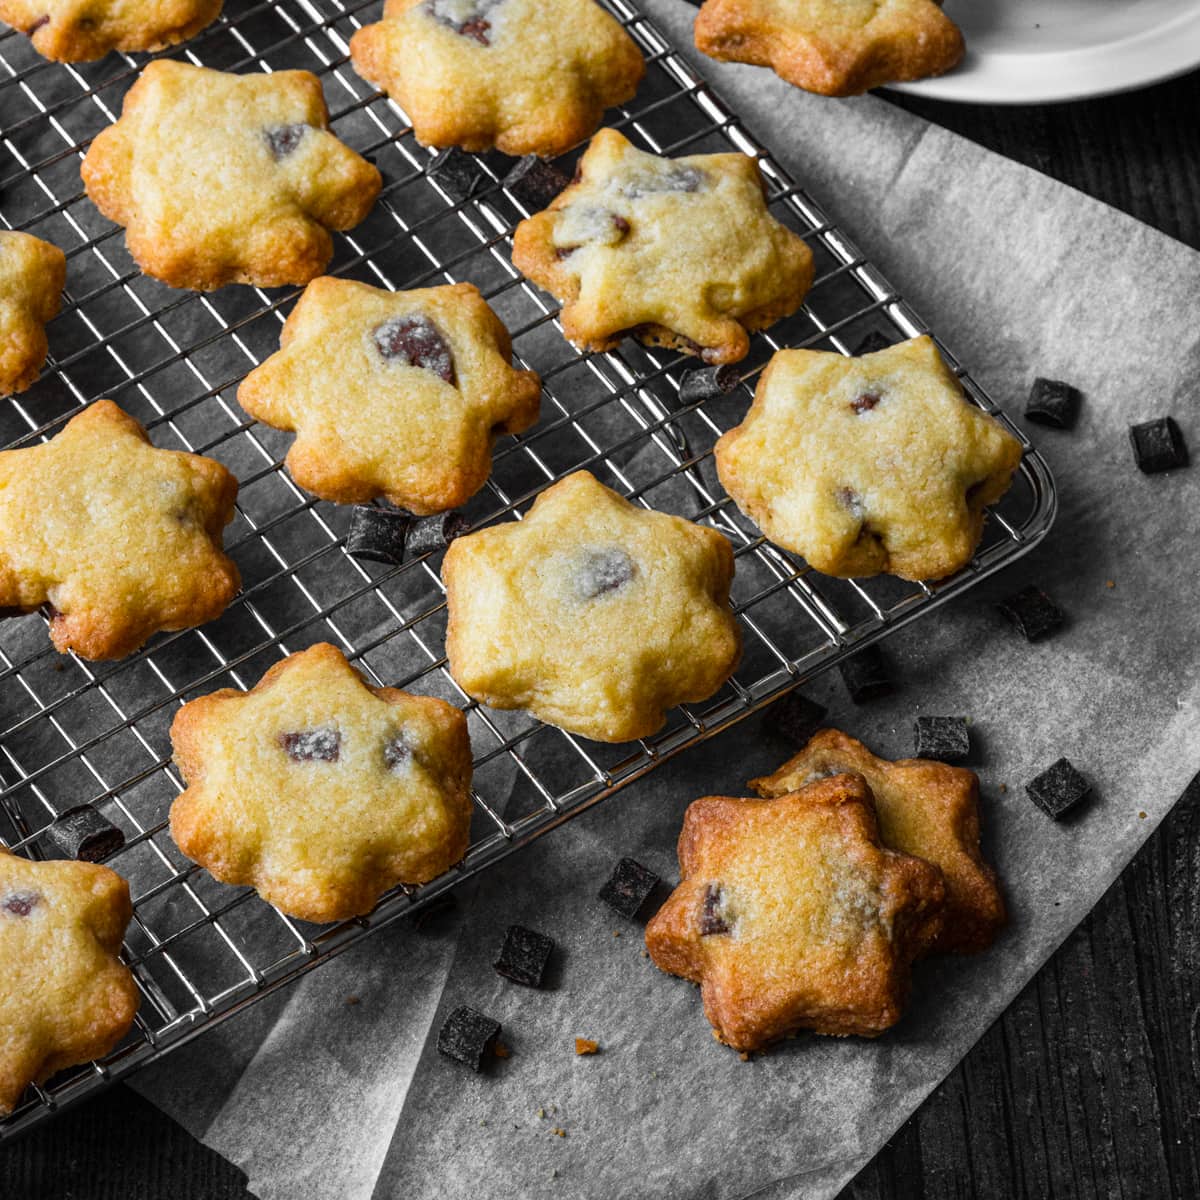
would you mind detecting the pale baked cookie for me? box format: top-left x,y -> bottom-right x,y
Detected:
751,729 -> 1004,953
714,336 -> 1023,580
510,128 -> 813,364
0,400 -> 240,660
0,231 -> 65,398
644,774 -> 945,1052
443,470 -> 742,743
237,278 -> 541,515
349,0 -> 644,157
0,0 -> 221,62
694,0 -> 964,97
0,849 -> 139,1114
81,62 -> 381,292
170,643 -> 472,923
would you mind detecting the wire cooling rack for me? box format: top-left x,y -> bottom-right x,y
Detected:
0,0 -> 1055,1135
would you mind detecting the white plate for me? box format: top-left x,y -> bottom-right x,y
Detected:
887,0 -> 1200,104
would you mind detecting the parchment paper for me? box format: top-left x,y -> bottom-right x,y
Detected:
134,4 -> 1200,1196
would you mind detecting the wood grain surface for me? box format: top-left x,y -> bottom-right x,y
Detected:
3,66 -> 1198,1200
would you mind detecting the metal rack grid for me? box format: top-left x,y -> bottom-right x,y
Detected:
0,0 -> 1055,1135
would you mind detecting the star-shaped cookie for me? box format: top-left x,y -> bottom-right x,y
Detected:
237,278 -> 541,515
0,849 -> 139,1114
0,231 -> 65,398
511,128 -> 814,364
644,774 -> 945,1051
81,62 -> 381,291
443,470 -> 742,742
0,0 -> 221,62
694,0 -> 965,97
751,729 -> 1005,953
349,0 -> 644,157
0,400 -> 240,660
714,336 -> 1024,580
170,643 -> 473,923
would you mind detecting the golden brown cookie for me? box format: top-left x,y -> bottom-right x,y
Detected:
0,231 -> 65,398
750,729 -> 1004,953
694,0 -> 965,97
237,278 -> 541,515
0,0 -> 221,62
349,0 -> 644,156
510,128 -> 813,364
170,643 -> 472,923
645,774 -> 945,1051
0,849 -> 139,1114
0,400 -> 240,660
81,61 -> 381,291
443,470 -> 742,743
714,336 -> 1024,580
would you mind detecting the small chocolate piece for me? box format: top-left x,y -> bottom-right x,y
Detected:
678,363 -> 740,405
427,146 -> 484,203
1129,417 -> 1188,474
425,0 -> 500,43
346,506 -> 411,566
1025,378 -> 1081,430
837,645 -> 893,704
437,1005 -> 502,1071
503,155 -> 572,210
913,716 -> 970,764
383,734 -> 412,771
26,13 -> 50,33
763,691 -> 826,747
997,584 -> 1063,642
619,165 -> 704,198
853,330 -> 892,357
43,806 -> 125,863
2,891 -> 38,917
699,883 -> 730,935
598,857 -> 660,920
1026,757 -> 1091,819
575,547 -> 635,600
278,727 -> 341,762
851,392 -> 881,415
406,512 -> 471,558
373,314 -> 455,384
264,124 -> 308,160
835,486 -> 866,522
493,923 -> 555,987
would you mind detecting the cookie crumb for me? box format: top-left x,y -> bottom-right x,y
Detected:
552,1127 -> 567,1138
1105,579 -> 1115,589
1138,810 -> 1147,819
345,994 -> 360,1006
739,1051 -> 750,1062
575,1038 -> 600,1056
536,1107 -> 545,1119
999,783 -> 1008,793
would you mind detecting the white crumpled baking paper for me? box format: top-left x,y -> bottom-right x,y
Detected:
134,3 -> 1200,1196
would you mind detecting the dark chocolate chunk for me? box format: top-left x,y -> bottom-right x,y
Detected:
619,164 -> 704,198
913,716 -> 970,764
278,727 -> 341,762
346,506 -> 411,566
43,806 -> 125,863
853,330 -> 892,357
699,883 -> 730,936
851,392 -> 881,414
837,645 -> 893,704
763,691 -> 826,747
503,155 -> 572,210
1026,757 -> 1091,819
383,734 -> 412,771
575,546 -> 635,599
406,512 -> 471,558
264,124 -> 309,160
835,486 -> 866,522
26,13 -> 50,33
2,891 -> 38,917
598,857 -> 660,920
372,314 -> 455,384
424,0 -> 501,43
997,584 -> 1063,642
437,1005 -> 502,1071
1025,378 -> 1081,430
427,146 -> 483,203
1129,416 -> 1188,474
678,363 -> 740,405
493,923 -> 554,987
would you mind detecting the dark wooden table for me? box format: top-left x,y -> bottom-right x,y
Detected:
5,68 -> 1199,1200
